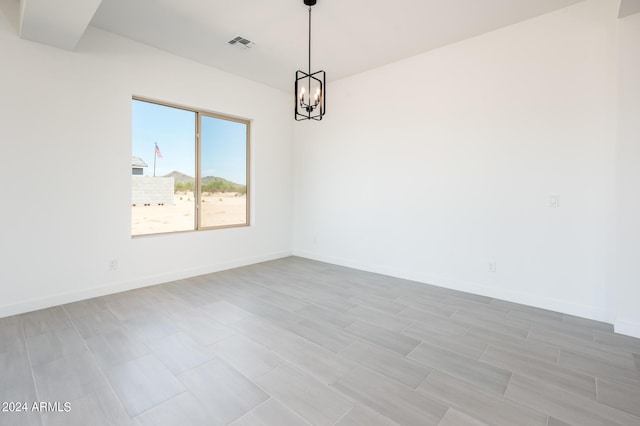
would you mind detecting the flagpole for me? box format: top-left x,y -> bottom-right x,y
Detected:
153,143 -> 156,177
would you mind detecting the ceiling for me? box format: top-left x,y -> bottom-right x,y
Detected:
16,0 -> 602,91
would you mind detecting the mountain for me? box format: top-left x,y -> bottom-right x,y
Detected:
164,171 -> 246,193
164,171 -> 194,183
201,176 -> 246,193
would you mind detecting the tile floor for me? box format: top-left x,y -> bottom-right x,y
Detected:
1,256 -> 639,425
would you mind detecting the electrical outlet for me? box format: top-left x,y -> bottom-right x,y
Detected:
489,262 -> 496,273
109,259 -> 118,271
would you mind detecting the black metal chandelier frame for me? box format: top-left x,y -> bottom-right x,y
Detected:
295,0 -> 325,121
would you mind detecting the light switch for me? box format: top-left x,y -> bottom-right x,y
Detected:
549,195 -> 559,208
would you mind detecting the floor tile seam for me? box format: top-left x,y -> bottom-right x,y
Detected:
215,330 -> 289,372
477,342 -> 493,364
274,394 -> 316,426
502,372 -> 514,398
557,347 -> 640,375
504,373 -> 640,425
254,356 -> 291,383
481,343 -> 582,375
344,323 -> 421,354
229,275 -> 280,293
282,334 -> 364,378
501,377 -> 563,423
175,358 -> 274,422
153,336 -> 219,377
332,321 -> 399,351
358,302 -> 417,321
405,330 -> 486,360
337,347 -> 431,391
451,312 -> 531,337
342,335 -> 427,360
530,325 -> 611,346
268,335 -> 344,372
326,376 -> 368,408
85,333 -> 154,370
228,395 -> 312,426
414,364 -> 437,390
294,311 -> 358,330
287,319 -> 353,346
413,372 -> 506,425
129,389 -> 189,421
20,315 -> 44,426
397,318 -> 418,335
228,322 -> 279,349
63,304 -> 138,420
346,314 -> 415,335
440,369 -> 540,413
252,364 -> 355,423
202,330 -> 238,351
411,339 -> 501,367
396,300 -> 453,316
327,372 -> 444,426
403,338 -> 424,360
332,405 -> 355,425
508,310 -> 565,327
231,295 -> 310,323
528,332 -> 635,363
586,372 -> 640,390
447,315 -> 514,338
481,351 -> 600,401
589,341 -> 640,361
591,341 -> 640,357
336,340 -> 358,356
407,350 -> 514,397
556,349 -> 640,383
593,379 -> 640,422
531,322 -> 598,340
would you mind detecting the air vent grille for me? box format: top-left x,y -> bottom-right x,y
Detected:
228,36 -> 255,48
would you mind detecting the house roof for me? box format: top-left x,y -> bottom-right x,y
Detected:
132,156 -> 148,168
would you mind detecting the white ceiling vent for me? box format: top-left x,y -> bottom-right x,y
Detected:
228,36 -> 255,49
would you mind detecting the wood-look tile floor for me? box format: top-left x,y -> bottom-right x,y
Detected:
1,256 -> 640,425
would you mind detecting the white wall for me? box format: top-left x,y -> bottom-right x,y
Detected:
294,0 -> 621,324
0,0 -> 293,317
615,11 -> 640,337
1,0 -> 635,337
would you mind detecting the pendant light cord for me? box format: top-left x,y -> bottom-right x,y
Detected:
308,6 -> 312,76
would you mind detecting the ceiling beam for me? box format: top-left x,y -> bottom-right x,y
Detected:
19,0 -> 103,50
619,0 -> 640,18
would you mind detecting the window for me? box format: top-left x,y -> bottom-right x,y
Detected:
131,98 -> 249,236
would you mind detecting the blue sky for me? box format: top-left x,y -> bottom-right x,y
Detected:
132,99 -> 247,185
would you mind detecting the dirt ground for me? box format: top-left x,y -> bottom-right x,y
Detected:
132,192 -> 247,235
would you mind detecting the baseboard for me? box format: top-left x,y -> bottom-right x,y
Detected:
293,249 -> 613,324
0,250 -> 292,319
614,319 -> 640,339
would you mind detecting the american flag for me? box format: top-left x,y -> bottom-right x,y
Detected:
155,143 -> 163,159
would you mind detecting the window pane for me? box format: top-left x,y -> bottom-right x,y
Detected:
131,100 -> 196,235
199,115 -> 248,228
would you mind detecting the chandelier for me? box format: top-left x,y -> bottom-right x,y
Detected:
295,0 -> 325,121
